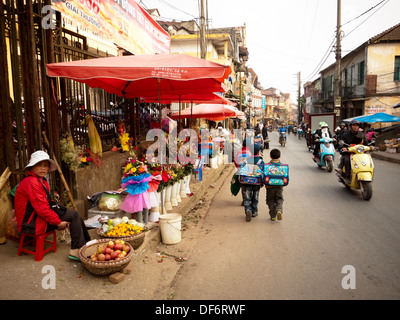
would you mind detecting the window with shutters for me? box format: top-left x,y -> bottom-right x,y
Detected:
358,61 -> 365,85
394,56 -> 400,82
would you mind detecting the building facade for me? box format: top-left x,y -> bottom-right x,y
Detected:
314,23 -> 400,120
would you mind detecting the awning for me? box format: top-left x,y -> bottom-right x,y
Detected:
170,103 -> 245,121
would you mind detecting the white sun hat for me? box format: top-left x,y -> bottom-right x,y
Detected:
25,150 -> 58,172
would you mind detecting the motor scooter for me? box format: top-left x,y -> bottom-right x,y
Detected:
279,132 -> 287,147
335,143 -> 374,200
313,136 -> 335,172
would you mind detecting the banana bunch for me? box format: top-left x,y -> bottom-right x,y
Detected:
85,115 -> 102,156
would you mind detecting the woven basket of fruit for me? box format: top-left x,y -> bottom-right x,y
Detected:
79,239 -> 133,276
98,217 -> 147,249
97,228 -> 146,249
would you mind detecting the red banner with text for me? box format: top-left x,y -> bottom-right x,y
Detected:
52,0 -> 171,55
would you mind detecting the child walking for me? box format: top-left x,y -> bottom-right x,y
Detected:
266,149 -> 284,221
241,144 -> 264,222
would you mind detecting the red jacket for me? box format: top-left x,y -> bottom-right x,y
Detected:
14,172 -> 62,235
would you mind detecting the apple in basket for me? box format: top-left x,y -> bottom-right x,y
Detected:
123,245 -> 130,253
97,245 -> 106,254
105,247 -> 112,255
110,251 -> 119,260
107,241 -> 114,249
97,253 -> 106,261
114,243 -> 123,251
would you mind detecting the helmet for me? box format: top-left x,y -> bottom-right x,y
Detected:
350,119 -> 360,125
319,121 -> 328,128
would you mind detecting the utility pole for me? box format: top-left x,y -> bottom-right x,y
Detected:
200,0 -> 206,59
297,72 -> 301,124
334,0 -> 342,118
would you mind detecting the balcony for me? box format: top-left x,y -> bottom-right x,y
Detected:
322,91 -> 334,102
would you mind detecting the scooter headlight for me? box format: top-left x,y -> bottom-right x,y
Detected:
357,146 -> 365,153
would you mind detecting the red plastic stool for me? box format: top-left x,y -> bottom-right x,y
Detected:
17,230 -> 57,261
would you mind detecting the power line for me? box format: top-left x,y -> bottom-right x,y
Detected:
157,0 -> 198,19
304,36 -> 336,81
343,0 -> 390,39
341,0 -> 386,27
305,0 -> 391,83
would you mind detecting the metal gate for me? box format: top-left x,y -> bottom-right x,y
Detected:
0,0 -> 139,192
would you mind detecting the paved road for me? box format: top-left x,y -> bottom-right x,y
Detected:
170,131 -> 400,300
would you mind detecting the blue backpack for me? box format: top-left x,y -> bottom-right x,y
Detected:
238,159 -> 264,186
264,162 -> 289,186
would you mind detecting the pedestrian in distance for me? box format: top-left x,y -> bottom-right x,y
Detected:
241,144 -> 265,222
262,121 -> 269,150
14,150 -> 91,260
254,127 -> 264,152
265,148 -> 284,221
234,139 -> 252,206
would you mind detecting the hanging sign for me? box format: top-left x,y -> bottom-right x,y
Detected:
52,0 -> 171,55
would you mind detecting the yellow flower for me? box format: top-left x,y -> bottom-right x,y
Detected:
81,157 -> 87,163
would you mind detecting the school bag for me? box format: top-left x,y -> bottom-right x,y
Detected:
234,149 -> 251,167
254,134 -> 263,146
238,159 -> 264,186
264,162 -> 289,186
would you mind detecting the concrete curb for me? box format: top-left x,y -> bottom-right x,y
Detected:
371,151 -> 400,164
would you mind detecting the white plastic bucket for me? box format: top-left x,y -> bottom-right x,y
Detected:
159,213 -> 182,244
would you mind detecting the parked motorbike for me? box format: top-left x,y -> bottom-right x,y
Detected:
279,132 -> 287,147
335,143 -> 374,200
313,136 -> 335,172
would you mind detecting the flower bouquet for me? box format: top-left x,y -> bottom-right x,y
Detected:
80,148 -> 102,168
120,156 -> 152,214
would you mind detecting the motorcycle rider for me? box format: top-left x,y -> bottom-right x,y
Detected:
337,119 -> 373,184
278,123 -> 287,134
278,124 -> 287,145
312,121 -> 334,160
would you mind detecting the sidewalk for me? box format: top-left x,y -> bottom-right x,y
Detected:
0,162 -> 235,299
371,150 -> 400,164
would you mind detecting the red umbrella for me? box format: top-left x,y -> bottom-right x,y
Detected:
46,54 -> 231,98
170,103 -> 244,121
141,92 -> 235,105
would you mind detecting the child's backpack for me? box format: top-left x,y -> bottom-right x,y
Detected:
264,162 -> 289,186
254,134 -> 263,146
238,160 -> 264,186
234,149 -> 251,167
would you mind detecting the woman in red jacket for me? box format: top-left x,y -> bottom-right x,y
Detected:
14,151 -> 90,260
